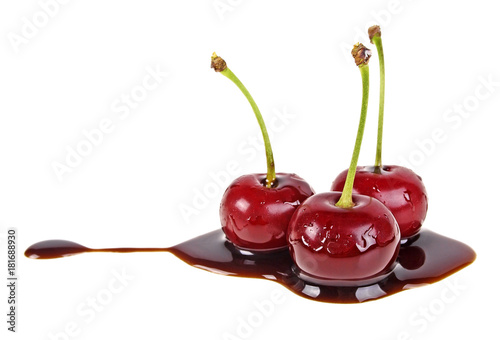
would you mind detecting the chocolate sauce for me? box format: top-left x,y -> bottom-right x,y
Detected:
25,229 -> 475,303
24,240 -> 168,259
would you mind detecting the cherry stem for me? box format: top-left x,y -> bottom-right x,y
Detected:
336,44 -> 371,209
369,26 -> 385,168
211,53 -> 276,187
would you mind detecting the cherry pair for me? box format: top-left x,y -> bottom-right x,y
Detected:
211,26 -> 427,285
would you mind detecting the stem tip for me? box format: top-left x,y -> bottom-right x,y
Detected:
351,43 -> 372,67
211,52 -> 227,72
368,25 -> 382,43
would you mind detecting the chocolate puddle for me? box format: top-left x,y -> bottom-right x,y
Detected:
25,229 -> 475,303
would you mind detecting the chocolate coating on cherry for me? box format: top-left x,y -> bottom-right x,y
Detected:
331,165 -> 428,239
220,173 -> 314,250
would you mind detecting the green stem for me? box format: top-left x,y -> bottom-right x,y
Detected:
336,65 -> 370,208
212,54 -> 276,187
372,35 -> 385,168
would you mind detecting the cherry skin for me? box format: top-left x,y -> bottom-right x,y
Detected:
287,192 -> 400,284
220,173 -> 314,251
331,165 -> 428,239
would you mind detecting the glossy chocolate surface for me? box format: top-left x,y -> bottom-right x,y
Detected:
25,228 -> 475,303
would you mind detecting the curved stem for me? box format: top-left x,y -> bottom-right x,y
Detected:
215,60 -> 276,187
373,35 -> 385,168
336,65 -> 370,208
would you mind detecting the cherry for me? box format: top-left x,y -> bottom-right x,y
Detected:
331,165 -> 427,239
331,26 -> 428,239
221,173 -> 315,250
287,44 -> 400,284
288,192 -> 400,283
212,53 -> 314,251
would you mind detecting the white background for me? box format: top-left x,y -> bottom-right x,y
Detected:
1,0 -> 498,339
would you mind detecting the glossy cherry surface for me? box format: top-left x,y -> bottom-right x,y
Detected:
220,172 -> 314,251
331,165 -> 428,239
287,192 -> 400,284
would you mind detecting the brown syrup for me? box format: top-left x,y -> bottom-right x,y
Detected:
25,229 -> 475,303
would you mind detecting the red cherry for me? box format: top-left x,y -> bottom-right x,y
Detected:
221,173 -> 314,250
211,54 -> 314,251
288,43 -> 400,284
340,27 -> 428,239
331,165 -> 428,239
287,192 -> 400,283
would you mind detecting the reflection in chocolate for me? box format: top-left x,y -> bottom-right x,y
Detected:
398,244 -> 426,270
25,229 -> 475,303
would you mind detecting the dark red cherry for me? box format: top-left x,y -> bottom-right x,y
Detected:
287,192 -> 400,284
220,173 -> 314,251
211,54 -> 314,251
331,165 -> 428,239
342,27 -> 428,239
287,43 -> 400,284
